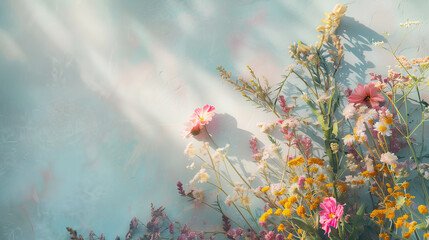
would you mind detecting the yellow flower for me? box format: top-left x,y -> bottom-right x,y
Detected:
386,210 -> 395,219
308,157 -> 324,166
305,177 -> 314,186
379,233 -> 390,240
382,117 -> 393,125
277,223 -> 285,232
287,233 -> 293,239
266,208 -> 273,215
370,209 -> 382,219
396,214 -> 408,228
288,196 -> 298,203
423,233 -> 429,238
284,201 -> 292,209
259,213 -> 267,222
274,208 -> 282,216
261,187 -> 270,192
403,232 -> 412,239
318,173 -> 327,182
292,176 -> 299,183
418,205 -> 428,214
310,197 -> 321,210
282,208 -> 292,217
406,200 -> 412,206
288,156 -> 305,167
297,206 -> 306,218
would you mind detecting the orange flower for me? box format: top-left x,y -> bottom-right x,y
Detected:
318,173 -> 327,182
278,223 -> 285,232
403,232 -> 411,239
308,157 -> 324,166
379,233 -> 390,240
288,156 -> 305,167
418,205 -> 428,214
288,196 -> 298,203
282,208 -> 292,217
297,206 -> 306,218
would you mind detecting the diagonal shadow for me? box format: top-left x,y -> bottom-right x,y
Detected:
335,16 -> 386,86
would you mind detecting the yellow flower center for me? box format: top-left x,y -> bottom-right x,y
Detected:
329,213 -> 336,219
379,125 -> 387,132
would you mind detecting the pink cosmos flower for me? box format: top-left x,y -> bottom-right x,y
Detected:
193,105 -> 215,125
319,197 -> 345,236
348,82 -> 384,108
182,105 -> 215,138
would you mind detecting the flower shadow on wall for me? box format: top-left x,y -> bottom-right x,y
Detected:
192,113 -> 256,174
335,16 -> 385,85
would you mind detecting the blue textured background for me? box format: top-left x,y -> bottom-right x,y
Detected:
0,0 -> 428,239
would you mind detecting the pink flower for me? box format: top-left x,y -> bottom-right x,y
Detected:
348,82 -> 384,108
297,176 -> 305,189
182,105 -> 215,138
319,197 -> 345,236
193,105 -> 215,125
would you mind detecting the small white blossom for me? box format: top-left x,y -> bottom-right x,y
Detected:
225,195 -> 233,206
257,122 -> 276,134
364,156 -> 374,173
400,19 -> 421,28
343,134 -> 356,146
330,142 -> 340,154
347,159 -> 359,172
342,103 -> 356,120
186,162 -> 196,170
372,41 -> 384,47
184,143 -> 196,158
190,168 -> 210,184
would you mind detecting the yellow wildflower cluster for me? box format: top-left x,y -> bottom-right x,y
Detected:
287,156 -> 305,167
418,205 -> 428,214
403,221 -> 418,239
308,157 -> 324,166
259,208 -> 273,223
379,233 -> 390,240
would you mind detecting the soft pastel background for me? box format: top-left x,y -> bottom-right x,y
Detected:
0,0 -> 428,239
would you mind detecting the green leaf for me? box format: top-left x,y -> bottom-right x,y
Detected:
332,119 -> 343,138
307,100 -> 319,115
318,115 -> 328,131
350,203 -> 365,239
267,135 -> 276,144
290,217 -> 316,235
332,122 -> 339,137
415,223 -> 426,230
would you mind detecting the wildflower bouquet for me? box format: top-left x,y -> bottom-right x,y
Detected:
179,4 -> 429,240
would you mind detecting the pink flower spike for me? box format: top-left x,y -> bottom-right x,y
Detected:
319,197 -> 345,236
348,82 -> 384,108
